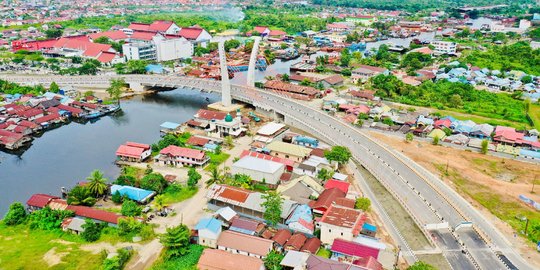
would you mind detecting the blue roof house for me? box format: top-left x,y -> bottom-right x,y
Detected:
286,204 -> 314,235
194,217 -> 222,248
111,185 -> 156,204
294,135 -> 319,148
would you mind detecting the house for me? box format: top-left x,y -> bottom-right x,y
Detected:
280,250 -> 310,269
197,249 -> 264,270
301,237 -> 321,254
177,26 -> 212,45
115,142 -> 151,162
493,126 -> 524,145
240,150 -> 295,172
216,230 -> 274,259
155,145 -> 209,167
430,40 -> 457,55
214,206 -> 238,227
324,179 -> 350,194
349,90 -> 376,101
321,74 -> 345,88
159,121 -> 181,134
285,233 -> 307,251
277,175 -> 324,204
206,184 -> 298,223
187,136 -> 210,147
293,135 -> 319,148
351,65 -> 389,83
231,156 -> 285,187
249,26 -> 271,36
330,238 -> 381,262
26,193 -> 60,212
254,122 -> 288,143
272,229 -> 292,251
286,204 -> 314,235
427,129 -> 446,141
264,80 -> 322,100
195,217 -> 222,248
127,21 -> 180,35
61,217 -> 86,234
266,141 -> 312,163
309,188 -> 346,215
305,253 -> 367,270
110,185 -> 155,204
318,204 -> 366,244
230,217 -> 260,236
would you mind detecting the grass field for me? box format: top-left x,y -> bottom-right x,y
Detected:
436,109 -> 532,130
151,244 -> 204,270
0,224 -> 103,270
529,104 -> 540,131
161,185 -> 198,205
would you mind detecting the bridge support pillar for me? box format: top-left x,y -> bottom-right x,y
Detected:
129,82 -> 147,93
218,41 -> 232,107
246,36 -> 261,88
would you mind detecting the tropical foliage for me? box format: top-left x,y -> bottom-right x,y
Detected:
87,170 -> 108,197
160,224 -> 191,258
324,146 -> 352,165
462,42 -> 540,75
28,207 -> 74,231
3,202 -> 27,226
261,191 -> 283,227
67,186 -> 97,206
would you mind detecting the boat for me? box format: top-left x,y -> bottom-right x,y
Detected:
103,104 -> 121,115
83,110 -> 104,120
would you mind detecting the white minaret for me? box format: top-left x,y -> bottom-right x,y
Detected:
218,41 -> 231,107
246,36 -> 261,88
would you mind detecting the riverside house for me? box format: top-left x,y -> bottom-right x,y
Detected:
154,145 -> 209,167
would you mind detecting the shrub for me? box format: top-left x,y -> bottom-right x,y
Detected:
140,173 -> 168,194
112,191 -> 123,204
121,200 -> 142,217
3,202 -> 27,226
81,219 -> 105,242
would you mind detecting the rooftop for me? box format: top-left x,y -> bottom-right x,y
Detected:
216,230 -> 273,257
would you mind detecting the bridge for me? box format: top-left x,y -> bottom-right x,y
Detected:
2,73 -> 532,270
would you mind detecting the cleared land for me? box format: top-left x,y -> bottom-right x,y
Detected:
369,131 -> 540,268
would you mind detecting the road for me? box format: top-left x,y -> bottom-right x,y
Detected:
1,74 -> 532,270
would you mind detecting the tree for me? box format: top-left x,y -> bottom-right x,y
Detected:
160,224 -> 191,258
521,75 -> 533,84
382,117 -> 393,126
112,191 -> 123,204
481,139 -> 489,154
93,36 -> 111,44
152,194 -> 167,212
407,261 -> 436,270
187,167 -> 201,189
355,197 -> 371,211
125,60 -> 148,74
281,73 -> 290,82
67,186 -> 97,206
261,191 -> 283,227
28,207 -> 74,230
405,133 -> 414,143
49,82 -> 60,93
449,94 -> 463,108
78,61 -> 99,75
81,219 -> 103,242
140,173 -> 168,193
224,135 -> 234,148
3,202 -> 27,226
87,170 -> 108,197
121,200 -> 142,217
317,168 -> 334,181
264,250 -> 284,270
45,28 -> 63,38
117,217 -> 143,236
106,78 -> 125,104
324,146 -> 352,166
206,167 -> 223,187
432,135 -> 440,145
340,48 -> 351,67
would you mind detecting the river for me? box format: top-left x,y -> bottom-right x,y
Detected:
0,90 -> 219,215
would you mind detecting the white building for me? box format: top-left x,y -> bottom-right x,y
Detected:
153,35 -> 193,61
430,40 -> 457,55
123,42 -> 156,61
318,204 -> 365,245
231,156 -> 285,187
195,217 -> 222,248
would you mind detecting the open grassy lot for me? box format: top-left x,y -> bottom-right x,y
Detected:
151,244 -> 204,270
529,104 -> 540,131
0,224 -> 102,270
435,109 -> 532,130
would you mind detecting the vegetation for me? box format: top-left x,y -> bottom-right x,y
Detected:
324,145 -> 352,165
151,244 -> 204,270
481,139 -> 489,154
317,168 -> 334,181
160,224 -> 191,258
80,219 -> 106,242
140,173 -> 168,194
121,200 -> 142,217
261,191 -> 283,227
316,248 -> 331,258
28,207 -> 74,231
405,132 -> 414,143
161,184 -> 198,205
355,197 -> 371,211
264,250 -> 284,270
67,186 -> 97,206
102,248 -> 133,270
49,81 -> 60,93
206,167 -> 224,187
462,42 -> 540,75
3,202 -> 27,226
107,78 -> 126,104
87,170 -> 109,197
371,75 -> 531,125
407,261 -> 437,270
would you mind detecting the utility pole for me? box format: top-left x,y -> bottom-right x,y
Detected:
532,176 -> 538,193
394,245 -> 401,269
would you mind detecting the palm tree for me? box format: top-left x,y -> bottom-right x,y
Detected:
87,170 -> 108,197
67,186 -> 97,206
153,194 -> 167,212
205,167 -> 223,187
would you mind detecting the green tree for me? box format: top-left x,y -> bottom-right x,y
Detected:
80,219 -> 103,242
187,167 -> 201,189
111,191 -> 123,204
382,117 -> 394,126
324,146 -> 352,166
67,186 -> 97,206
140,173 -> 168,193
340,48 -> 351,67
449,94 -> 463,108
45,28 -> 63,38
261,191 -> 283,227
405,132 -> 414,143
281,73 -> 290,82
117,217 -> 143,236
224,135 -> 234,148
160,224 -> 191,258
87,170 -> 108,197
317,168 -> 334,181
481,139 -> 489,154
355,197 -> 371,211
407,261 -> 436,270
152,194 -> 167,212
28,207 -> 74,230
206,167 -> 223,187
125,60 -> 148,74
49,82 -> 60,93
521,75 -> 533,84
121,200 -> 142,217
3,202 -> 27,226
264,250 -> 284,270
432,135 -> 440,145
106,78 -> 125,104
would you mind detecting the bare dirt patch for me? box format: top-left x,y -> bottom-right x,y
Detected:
43,247 -> 69,267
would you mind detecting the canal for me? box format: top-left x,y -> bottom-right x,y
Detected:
0,90 -> 219,215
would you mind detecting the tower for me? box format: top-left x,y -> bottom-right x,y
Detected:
246,36 -> 262,88
218,41 -> 231,107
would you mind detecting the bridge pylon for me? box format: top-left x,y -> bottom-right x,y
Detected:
218,40 -> 232,107
246,36 -> 261,88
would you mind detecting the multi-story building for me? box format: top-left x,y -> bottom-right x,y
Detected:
430,40 -> 457,55
318,204 -> 366,244
122,42 -> 156,61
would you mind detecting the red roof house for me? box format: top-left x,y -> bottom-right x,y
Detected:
324,179 -> 350,194
116,142 -> 151,162
330,238 -> 381,259
26,194 -> 60,210
157,145 -> 209,166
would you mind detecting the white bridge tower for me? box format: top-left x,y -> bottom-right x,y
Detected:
246,36 -> 261,88
218,40 -> 232,107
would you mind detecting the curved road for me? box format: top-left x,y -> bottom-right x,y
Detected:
1,74 -> 532,270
